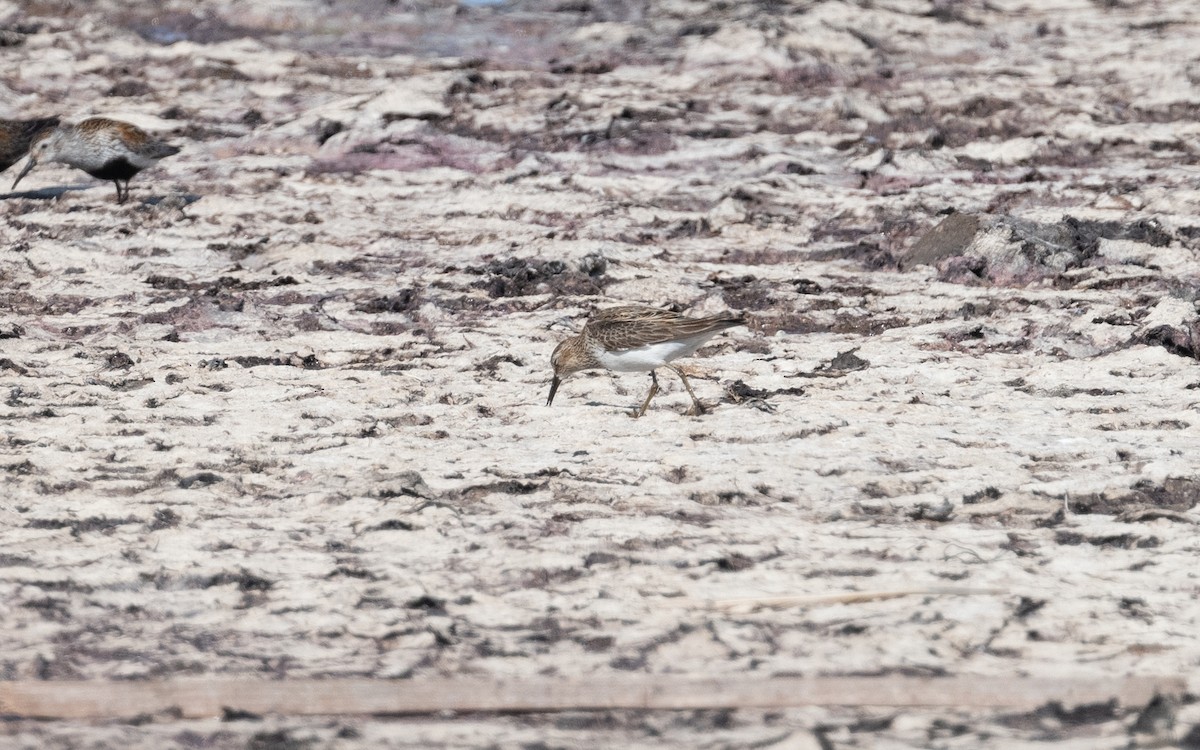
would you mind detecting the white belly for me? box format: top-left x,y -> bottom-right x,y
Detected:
595,335 -> 713,372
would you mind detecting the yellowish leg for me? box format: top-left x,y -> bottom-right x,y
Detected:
668,364 -> 704,416
633,370 -> 660,418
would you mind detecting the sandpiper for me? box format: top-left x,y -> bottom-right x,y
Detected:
11,117 -> 179,203
0,117 -> 59,174
547,305 -> 745,417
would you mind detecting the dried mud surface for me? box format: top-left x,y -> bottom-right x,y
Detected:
3,0 -> 1200,747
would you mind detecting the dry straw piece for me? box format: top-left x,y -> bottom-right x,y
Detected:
0,674 -> 1183,720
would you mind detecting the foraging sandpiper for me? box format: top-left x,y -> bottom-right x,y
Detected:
547,305 -> 745,417
12,117 -> 179,203
0,117 -> 59,175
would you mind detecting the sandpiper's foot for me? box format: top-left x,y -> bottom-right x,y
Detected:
631,371 -> 659,418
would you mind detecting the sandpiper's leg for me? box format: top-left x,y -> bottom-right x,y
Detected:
634,370 -> 660,418
113,180 -> 125,204
668,364 -> 704,415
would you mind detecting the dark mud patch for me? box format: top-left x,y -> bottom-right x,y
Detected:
103,352 -> 135,370
803,348 -> 870,377
26,516 -> 141,537
307,133 -> 507,176
1135,320 -> 1200,360
200,570 -> 274,593
809,242 -> 898,270
355,289 -> 420,314
206,237 -> 270,261
716,247 -> 805,266
474,353 -> 525,379
468,255 -> 610,298
176,472 -> 223,489
1059,216 -> 1172,254
936,324 -> 1033,353
705,274 -> 778,311
756,313 -> 907,337
627,216 -> 719,244
225,354 -> 323,370
1054,531 -> 1160,549
458,480 -> 546,502
441,91 -> 680,156
917,213 -> 1178,287
127,11 -> 256,45
997,698 -> 1122,735
1065,477 -> 1200,515
722,380 -> 805,407
141,298 -> 228,331
1,294 -> 96,316
146,275 -> 299,293
0,358 -> 29,374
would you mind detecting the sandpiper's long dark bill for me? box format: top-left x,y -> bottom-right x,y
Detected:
0,117 -> 60,175
12,117 -> 180,203
548,305 -> 745,417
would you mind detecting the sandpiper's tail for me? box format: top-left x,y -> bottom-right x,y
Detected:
702,314 -> 746,331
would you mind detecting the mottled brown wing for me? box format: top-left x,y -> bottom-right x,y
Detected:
588,306 -> 683,326
82,118 -> 180,159
80,118 -> 149,147
586,306 -> 744,350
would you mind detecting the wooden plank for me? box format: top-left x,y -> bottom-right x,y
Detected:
0,675 -> 1184,720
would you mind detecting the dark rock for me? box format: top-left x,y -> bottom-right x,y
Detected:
904,211 -> 982,269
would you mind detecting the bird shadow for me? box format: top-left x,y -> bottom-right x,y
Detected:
0,184 -> 92,200
141,193 -> 202,208
584,398 -> 657,412
0,185 -> 202,207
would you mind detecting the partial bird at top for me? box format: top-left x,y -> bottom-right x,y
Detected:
0,116 -> 60,174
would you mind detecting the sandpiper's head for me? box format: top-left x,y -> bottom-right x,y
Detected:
547,336 -> 590,407
11,129 -> 59,190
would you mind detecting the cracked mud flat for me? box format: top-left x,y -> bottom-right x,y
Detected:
3,0 -> 1200,747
